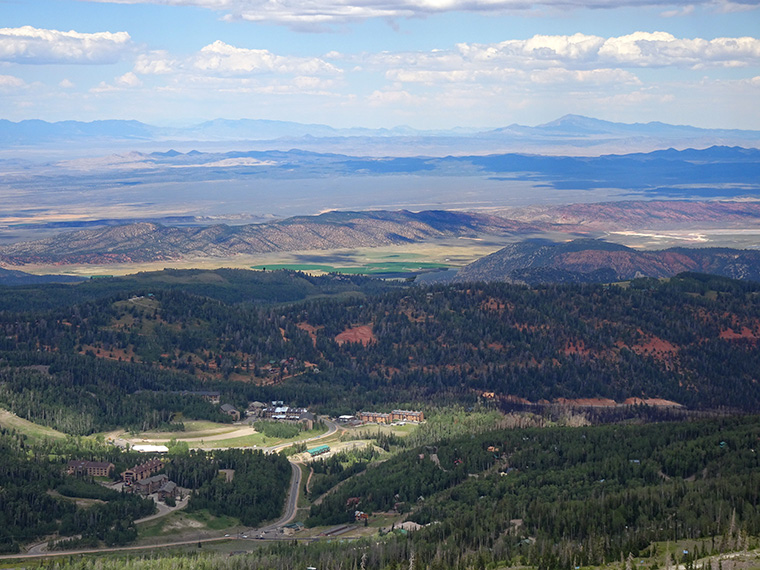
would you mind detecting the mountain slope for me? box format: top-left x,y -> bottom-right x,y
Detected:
0,210 -> 531,265
456,238 -> 760,283
0,266 -> 85,285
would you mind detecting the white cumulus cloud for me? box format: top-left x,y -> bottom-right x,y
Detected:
457,32 -> 760,69
0,74 -> 27,90
91,71 -> 143,92
529,68 -> 641,84
134,51 -> 177,74
0,26 -> 131,64
193,41 -> 342,75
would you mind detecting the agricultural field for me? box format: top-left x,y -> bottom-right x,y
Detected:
251,260 -> 449,276
20,238 -> 506,278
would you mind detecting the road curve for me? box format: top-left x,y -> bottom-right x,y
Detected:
255,460 -> 302,533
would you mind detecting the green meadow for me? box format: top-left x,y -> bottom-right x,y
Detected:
251,261 -> 449,275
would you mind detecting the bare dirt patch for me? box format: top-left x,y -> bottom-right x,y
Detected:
297,322 -> 323,346
335,324 -> 376,346
562,340 -> 590,356
720,327 -> 760,341
628,333 -> 679,363
622,397 -> 683,407
555,397 -> 618,407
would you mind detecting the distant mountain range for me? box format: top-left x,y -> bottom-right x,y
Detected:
455,238 -> 760,284
2,201 -> 760,270
0,266 -> 85,286
2,115 -> 759,155
14,145 -> 760,201
0,210 -> 530,266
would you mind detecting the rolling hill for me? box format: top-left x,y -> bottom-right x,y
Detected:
456,238 -> 760,284
0,210 -> 532,266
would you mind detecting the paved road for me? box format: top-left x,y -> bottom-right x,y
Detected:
25,494 -> 190,555
251,460 -> 302,535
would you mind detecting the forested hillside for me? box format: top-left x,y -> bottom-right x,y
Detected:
0,429 -> 156,553
1,270 -> 760,433
8,416 -> 757,570
0,431 -> 289,553
307,416 -> 760,569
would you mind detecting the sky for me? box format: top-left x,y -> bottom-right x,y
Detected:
0,0 -> 759,130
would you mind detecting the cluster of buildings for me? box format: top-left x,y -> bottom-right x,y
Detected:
66,456 -> 179,500
247,401 -> 316,429
356,410 -> 425,424
121,458 -> 179,499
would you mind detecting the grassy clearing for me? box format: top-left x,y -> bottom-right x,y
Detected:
192,425 -> 329,450
189,432 -> 271,449
344,422 -> 419,438
109,421 -> 330,450
137,422 -> 239,440
109,421 -> 242,445
0,408 -> 67,441
186,510 -> 241,531
297,464 -> 312,510
138,509 -> 241,540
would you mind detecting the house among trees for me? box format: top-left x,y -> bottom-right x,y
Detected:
299,411 -> 315,430
247,401 -> 267,416
157,480 -> 178,500
122,458 -> 164,484
220,404 -> 240,421
66,460 -> 115,477
132,473 -> 169,495
178,390 -> 220,404
281,522 -> 304,535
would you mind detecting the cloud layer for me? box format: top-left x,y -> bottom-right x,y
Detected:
87,0 -> 758,27
456,32 -> 760,70
0,26 -> 131,64
0,23 -> 757,129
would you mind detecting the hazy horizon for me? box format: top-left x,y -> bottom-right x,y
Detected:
1,1 -> 758,131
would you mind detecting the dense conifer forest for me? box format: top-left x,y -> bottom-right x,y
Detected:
1,269 -> 760,431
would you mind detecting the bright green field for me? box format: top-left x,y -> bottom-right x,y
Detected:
250,261 -> 449,275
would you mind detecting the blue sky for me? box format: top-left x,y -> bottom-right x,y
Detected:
0,0 -> 758,129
